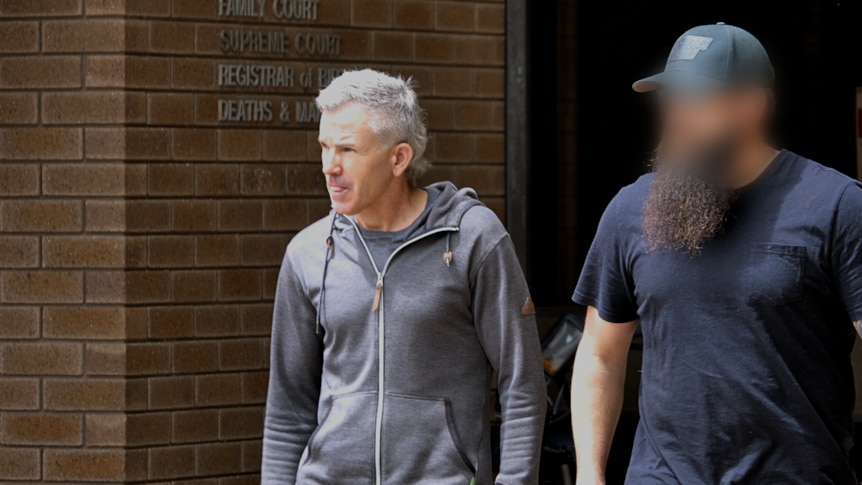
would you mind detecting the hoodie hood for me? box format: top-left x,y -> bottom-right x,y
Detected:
331,181 -> 484,235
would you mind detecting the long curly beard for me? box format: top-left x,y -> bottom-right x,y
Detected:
643,144 -> 736,253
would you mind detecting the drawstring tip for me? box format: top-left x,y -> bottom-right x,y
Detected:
315,322 -> 320,335
443,251 -> 453,267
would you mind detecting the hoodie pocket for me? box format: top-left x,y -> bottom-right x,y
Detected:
381,393 -> 476,485
297,391 -> 376,484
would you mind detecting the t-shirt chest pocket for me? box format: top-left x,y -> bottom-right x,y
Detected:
746,243 -> 805,305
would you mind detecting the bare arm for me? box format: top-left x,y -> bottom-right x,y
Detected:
571,306 -> 639,485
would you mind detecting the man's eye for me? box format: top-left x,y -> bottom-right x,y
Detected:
341,147 -> 355,153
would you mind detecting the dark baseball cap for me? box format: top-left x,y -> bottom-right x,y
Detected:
633,23 -> 774,93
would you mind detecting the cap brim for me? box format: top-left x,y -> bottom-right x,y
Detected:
632,70 -> 726,94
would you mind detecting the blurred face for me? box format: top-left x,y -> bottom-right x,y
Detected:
643,87 -> 770,253
318,103 -> 400,216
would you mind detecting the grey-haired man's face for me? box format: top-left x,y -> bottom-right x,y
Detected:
318,103 -> 397,216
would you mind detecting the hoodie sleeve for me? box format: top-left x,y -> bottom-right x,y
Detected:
261,248 -> 323,484
471,232 -> 546,485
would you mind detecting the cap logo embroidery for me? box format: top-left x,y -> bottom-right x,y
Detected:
669,35 -> 714,61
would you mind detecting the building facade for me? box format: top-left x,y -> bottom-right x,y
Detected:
0,0 -> 504,482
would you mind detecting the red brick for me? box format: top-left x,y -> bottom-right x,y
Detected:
262,199 -> 307,231
85,127 -> 170,160
86,55 -> 172,89
308,198 -> 332,221
172,408 -> 218,443
0,306 -> 39,339
2,271 -> 83,304
240,303 -> 273,336
436,1 -> 475,31
0,57 -> 80,88
219,200 -> 262,232
195,305 -> 240,337
0,21 -> 39,53
42,235 -> 124,269
454,35 -> 504,66
85,200 -> 124,232
196,164 -> 240,196
434,68 -> 473,98
220,407 -> 264,440
151,20 -> 194,52
0,164 -> 39,195
44,378 -> 128,410
241,164 -> 285,195
0,0 -> 81,16
219,338 -> 263,371
42,163 -> 125,196
1,413 -> 82,446
286,164 -> 327,195
125,411 -> 172,446
415,33 -> 455,63
85,271 -> 124,304
172,270 -> 217,303
241,370 -> 269,404
173,341 -> 218,374
395,1 -> 434,30
0,378 -> 40,410
196,372 -> 242,406
2,200 -> 82,232
196,441 -> 242,476
263,268 -> 279,299
476,3 -> 505,33
126,200 -> 171,233
43,449 -> 132,481
453,100 -> 504,130
196,234 -> 240,267
0,447 -> 40,480
219,269 -> 263,301
0,236 -> 38,268
219,129 -> 262,161
149,445 -> 195,480
149,93 -> 195,125
241,234 -> 287,266
1,342 -> 81,375
352,0 -> 392,27
173,58 -> 215,89
149,235 -> 195,268
84,413 -> 124,446
173,200 -> 217,231
148,375 -> 195,410
173,128 -> 217,160
149,306 -> 194,339
262,130 -> 306,161
126,270 -> 171,303
43,19 -> 142,52
43,91 -> 146,124
425,165 -> 505,196
242,440 -> 263,471
43,306 -> 126,340
0,127 -> 82,160
86,0 -> 171,15
147,163 -> 193,197
475,133 -> 505,163
0,93 -> 38,124
373,31 -> 414,61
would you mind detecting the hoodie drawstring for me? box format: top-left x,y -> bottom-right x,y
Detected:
316,213 -> 337,335
443,232 -> 453,267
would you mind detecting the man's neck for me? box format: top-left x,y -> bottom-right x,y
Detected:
355,183 -> 428,232
730,140 -> 779,189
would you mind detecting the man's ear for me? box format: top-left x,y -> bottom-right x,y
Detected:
390,142 -> 415,177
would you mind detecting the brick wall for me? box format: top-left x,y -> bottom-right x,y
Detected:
0,0 -> 505,482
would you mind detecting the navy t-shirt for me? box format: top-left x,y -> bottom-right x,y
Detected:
574,150 -> 862,484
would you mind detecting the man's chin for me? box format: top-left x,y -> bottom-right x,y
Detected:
330,199 -> 359,217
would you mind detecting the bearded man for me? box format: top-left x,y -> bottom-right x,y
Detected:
570,23 -> 862,484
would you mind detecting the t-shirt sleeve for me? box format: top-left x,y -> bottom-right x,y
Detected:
572,192 -> 639,323
831,181 -> 862,321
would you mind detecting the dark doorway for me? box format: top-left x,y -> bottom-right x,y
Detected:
519,0 -> 862,308
511,0 -> 862,483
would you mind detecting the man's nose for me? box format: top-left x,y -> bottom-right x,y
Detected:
322,152 -> 341,175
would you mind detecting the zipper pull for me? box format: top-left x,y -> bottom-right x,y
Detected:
372,275 -> 383,312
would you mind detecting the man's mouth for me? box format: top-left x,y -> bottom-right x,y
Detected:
328,184 -> 348,194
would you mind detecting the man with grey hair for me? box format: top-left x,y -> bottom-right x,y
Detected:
262,69 -> 546,484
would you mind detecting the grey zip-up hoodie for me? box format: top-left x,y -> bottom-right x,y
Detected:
262,182 -> 546,485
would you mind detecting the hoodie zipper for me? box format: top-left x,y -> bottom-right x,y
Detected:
346,219 -> 459,485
